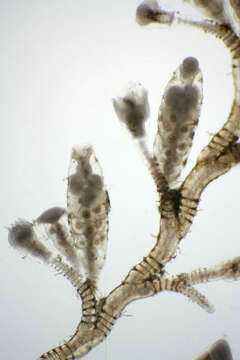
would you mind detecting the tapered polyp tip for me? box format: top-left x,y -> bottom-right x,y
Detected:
181,57 -> 199,78
136,0 -> 173,26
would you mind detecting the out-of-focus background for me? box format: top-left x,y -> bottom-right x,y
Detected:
1,0 -> 239,359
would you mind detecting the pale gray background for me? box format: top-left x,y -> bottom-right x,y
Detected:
1,0 -> 240,359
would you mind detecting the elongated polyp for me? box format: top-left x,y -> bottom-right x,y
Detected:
67,146 -> 110,284
154,56 -> 203,187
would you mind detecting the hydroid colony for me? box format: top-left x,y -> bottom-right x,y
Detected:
8,1 -> 240,359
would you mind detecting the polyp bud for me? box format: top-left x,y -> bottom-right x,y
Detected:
37,207 -> 80,268
113,82 -> 150,138
36,207 -> 66,224
8,221 -> 52,262
136,0 -> 174,26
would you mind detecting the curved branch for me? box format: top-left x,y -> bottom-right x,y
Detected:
179,142 -> 240,237
38,253 -> 240,359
